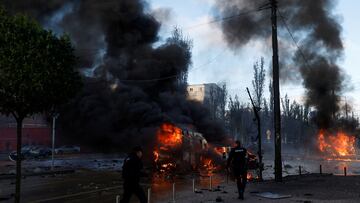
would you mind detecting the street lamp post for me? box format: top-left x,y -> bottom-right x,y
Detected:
51,114 -> 59,171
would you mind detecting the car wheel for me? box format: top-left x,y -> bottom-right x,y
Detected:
9,155 -> 16,162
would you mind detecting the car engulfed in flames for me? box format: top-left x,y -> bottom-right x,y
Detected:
153,123 -> 261,180
153,123 -> 211,177
318,129 -> 356,160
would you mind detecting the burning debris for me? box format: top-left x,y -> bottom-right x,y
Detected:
156,124 -> 183,148
152,123 -> 234,178
153,123 -> 214,176
153,123 -> 183,175
318,130 -> 356,158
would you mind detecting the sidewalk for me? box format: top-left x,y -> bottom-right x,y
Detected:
157,174 -> 360,203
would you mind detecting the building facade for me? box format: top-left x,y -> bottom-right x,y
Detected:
187,83 -> 225,120
0,116 -> 51,152
186,83 -> 222,103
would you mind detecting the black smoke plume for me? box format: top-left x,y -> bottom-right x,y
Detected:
1,0 -> 225,151
216,0 -> 348,129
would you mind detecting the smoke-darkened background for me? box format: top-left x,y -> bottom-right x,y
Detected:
215,0 -> 349,130
0,0 -> 225,151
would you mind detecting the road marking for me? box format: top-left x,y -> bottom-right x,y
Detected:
29,186 -> 122,203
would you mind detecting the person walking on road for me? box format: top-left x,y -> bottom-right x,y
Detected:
121,146 -> 147,203
227,140 -> 248,200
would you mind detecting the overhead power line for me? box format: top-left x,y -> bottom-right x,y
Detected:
117,47 -> 228,82
76,6 -> 268,55
75,3 -> 270,83
277,10 -> 312,69
183,6 -> 270,31
116,6 -> 270,83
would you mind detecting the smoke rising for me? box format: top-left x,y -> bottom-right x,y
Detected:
1,0 -> 225,151
215,0 -> 348,129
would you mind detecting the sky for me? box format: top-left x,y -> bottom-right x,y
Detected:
149,0 -> 360,114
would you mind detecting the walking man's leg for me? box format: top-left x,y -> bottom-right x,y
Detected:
239,171 -> 248,199
134,184 -> 147,203
120,183 -> 133,203
242,171 -> 247,190
235,176 -> 243,199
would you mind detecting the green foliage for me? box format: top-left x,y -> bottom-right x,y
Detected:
0,8 -> 82,119
252,57 -> 265,107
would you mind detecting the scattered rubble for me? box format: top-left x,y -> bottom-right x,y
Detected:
33,167 -> 42,173
255,192 -> 292,199
215,196 -> 223,202
284,164 -> 293,169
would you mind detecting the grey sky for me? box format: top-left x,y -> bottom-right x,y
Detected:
151,0 -> 360,114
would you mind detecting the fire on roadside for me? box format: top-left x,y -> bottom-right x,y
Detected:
200,157 -> 220,175
153,123 -> 183,175
156,123 -> 182,147
153,123 -> 224,176
152,124 -> 260,178
318,129 -> 356,159
247,172 -> 253,180
213,146 -> 228,158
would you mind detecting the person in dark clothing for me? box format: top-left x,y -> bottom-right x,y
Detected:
120,146 -> 147,203
227,140 -> 248,200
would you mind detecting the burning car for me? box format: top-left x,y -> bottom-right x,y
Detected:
153,123 -> 210,176
318,129 -> 357,160
153,123 -> 260,179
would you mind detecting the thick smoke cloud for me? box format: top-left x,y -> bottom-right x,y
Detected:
216,0 -> 346,129
1,0 -> 225,151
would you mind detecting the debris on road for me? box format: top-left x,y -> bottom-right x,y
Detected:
255,192 -> 292,199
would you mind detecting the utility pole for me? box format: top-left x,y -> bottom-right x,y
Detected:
246,87 -> 263,181
51,113 -> 59,171
270,0 -> 282,182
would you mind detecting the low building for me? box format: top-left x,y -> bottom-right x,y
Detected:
187,83 -> 222,103
187,83 -> 225,120
0,115 -> 51,152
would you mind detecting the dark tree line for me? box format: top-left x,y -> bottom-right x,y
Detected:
225,58 -> 315,152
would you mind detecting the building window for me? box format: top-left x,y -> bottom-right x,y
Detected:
190,88 -> 193,91
200,87 -> 202,91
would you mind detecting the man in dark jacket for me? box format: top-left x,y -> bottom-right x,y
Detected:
120,146 -> 147,203
227,140 -> 248,200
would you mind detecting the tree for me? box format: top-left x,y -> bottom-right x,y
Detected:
228,95 -> 242,140
166,27 -> 192,89
269,80 -> 274,113
0,9 -> 82,202
281,94 -> 290,117
263,99 -> 269,116
206,83 -> 227,121
218,82 -> 227,120
252,57 -> 266,108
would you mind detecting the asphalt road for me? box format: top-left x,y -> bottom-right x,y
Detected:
0,153 -> 127,203
2,153 -> 360,202
0,170 -> 125,203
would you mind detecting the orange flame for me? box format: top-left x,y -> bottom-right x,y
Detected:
318,130 -> 356,157
157,123 -> 182,148
247,173 -> 252,180
214,146 -> 227,156
153,150 -> 159,162
201,157 -> 220,175
153,123 -> 183,174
